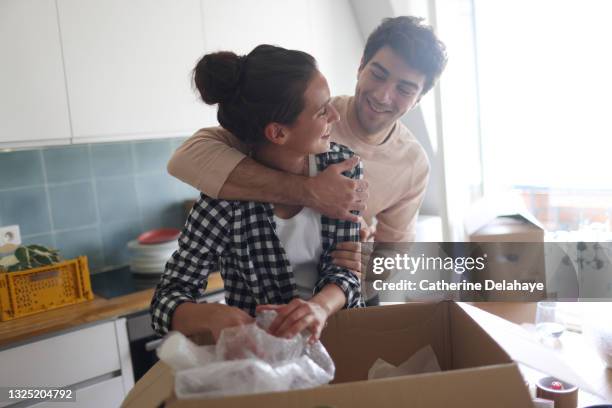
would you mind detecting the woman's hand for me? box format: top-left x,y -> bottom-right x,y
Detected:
206,303 -> 255,340
256,299 -> 330,344
172,302 -> 254,340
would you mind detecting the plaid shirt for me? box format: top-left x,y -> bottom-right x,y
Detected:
151,142 -> 365,335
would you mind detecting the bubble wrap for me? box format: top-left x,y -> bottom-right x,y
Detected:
157,310 -> 335,399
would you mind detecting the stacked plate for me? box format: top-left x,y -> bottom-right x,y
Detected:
128,229 -> 180,275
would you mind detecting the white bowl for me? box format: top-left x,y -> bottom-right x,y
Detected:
128,239 -> 177,251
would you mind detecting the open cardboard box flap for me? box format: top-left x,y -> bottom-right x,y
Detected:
458,303 -> 596,395
464,194 -> 545,241
122,301 -> 589,408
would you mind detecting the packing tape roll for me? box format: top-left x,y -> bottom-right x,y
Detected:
536,376 -> 578,408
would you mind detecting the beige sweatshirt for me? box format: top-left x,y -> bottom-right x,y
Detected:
168,95 -> 430,242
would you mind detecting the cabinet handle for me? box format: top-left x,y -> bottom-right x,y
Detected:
144,338 -> 163,351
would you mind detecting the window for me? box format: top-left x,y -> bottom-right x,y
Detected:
473,0 -> 612,233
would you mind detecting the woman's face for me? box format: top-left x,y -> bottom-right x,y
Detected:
282,71 -> 340,155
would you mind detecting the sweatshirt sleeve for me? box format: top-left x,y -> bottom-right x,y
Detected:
375,148 -> 430,242
167,128 -> 249,198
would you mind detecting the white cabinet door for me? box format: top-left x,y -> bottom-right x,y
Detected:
200,0 -> 311,55
114,318 -> 134,394
58,0 -> 213,143
29,376 -> 126,408
0,0 -> 72,148
200,0 -> 362,98
0,319 -> 133,408
307,0 -> 363,97
0,321 -> 121,389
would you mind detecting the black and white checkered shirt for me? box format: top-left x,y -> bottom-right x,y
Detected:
151,143 -> 365,335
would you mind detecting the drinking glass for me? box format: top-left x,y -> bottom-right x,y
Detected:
535,301 -> 566,339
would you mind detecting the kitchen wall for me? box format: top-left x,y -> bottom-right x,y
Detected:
0,138 -> 198,272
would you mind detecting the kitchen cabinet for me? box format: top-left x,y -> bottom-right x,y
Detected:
0,0 -> 363,149
0,0 -> 72,148
200,0 -> 362,97
0,319 -> 133,408
57,0 -> 213,143
29,377 -> 125,408
200,0 -> 311,55
308,0 -> 364,96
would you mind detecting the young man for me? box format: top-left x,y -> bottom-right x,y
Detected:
168,16 -> 447,284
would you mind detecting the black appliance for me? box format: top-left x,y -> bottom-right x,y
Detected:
126,309 -> 161,382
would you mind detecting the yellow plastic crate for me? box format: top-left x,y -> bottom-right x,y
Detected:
0,256 -> 94,321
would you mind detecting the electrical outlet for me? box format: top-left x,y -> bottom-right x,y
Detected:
0,225 -> 21,247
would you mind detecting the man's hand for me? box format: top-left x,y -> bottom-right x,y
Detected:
331,241 -> 374,282
331,241 -> 362,280
359,216 -> 377,242
303,156 -> 368,222
256,299 -> 330,344
331,217 -> 376,279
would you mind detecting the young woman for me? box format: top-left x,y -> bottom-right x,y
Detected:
151,45 -> 364,344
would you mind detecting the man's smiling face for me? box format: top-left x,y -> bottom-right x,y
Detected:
354,45 -> 426,135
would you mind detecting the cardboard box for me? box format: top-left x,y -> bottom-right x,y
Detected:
122,301 -> 592,408
469,215 -> 544,243
464,194 -> 545,243
465,196 -> 547,301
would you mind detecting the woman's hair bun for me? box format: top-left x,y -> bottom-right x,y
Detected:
191,45 -> 317,147
193,51 -> 243,105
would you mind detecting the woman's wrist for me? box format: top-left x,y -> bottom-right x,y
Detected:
309,297 -> 332,318
311,284 -> 346,317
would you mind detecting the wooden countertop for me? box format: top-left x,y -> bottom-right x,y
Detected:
0,272 -> 224,349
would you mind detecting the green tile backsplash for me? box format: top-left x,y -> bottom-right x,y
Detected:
0,138 -> 197,272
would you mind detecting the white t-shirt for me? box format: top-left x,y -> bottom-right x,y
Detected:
273,155 -> 322,299
274,207 -> 322,300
